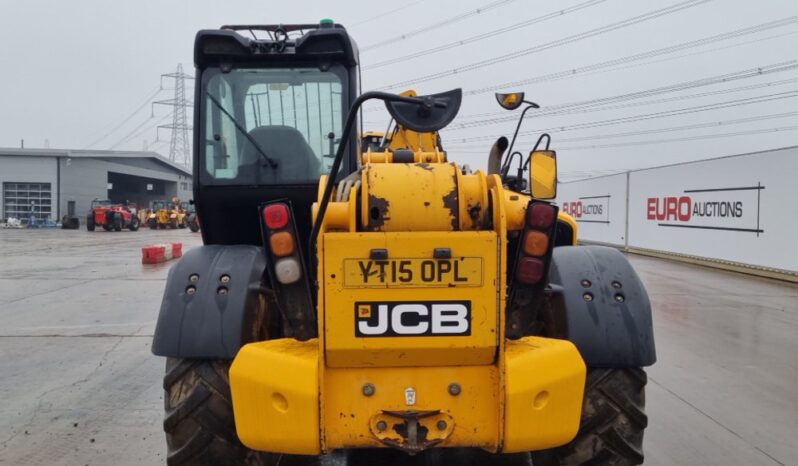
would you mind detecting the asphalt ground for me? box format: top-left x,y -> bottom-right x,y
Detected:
0,228 -> 795,465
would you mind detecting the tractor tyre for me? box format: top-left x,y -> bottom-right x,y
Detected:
530,368 -> 648,466
188,220 -> 200,233
102,214 -> 113,231
163,358 -> 299,466
61,216 -> 79,229
129,216 -> 140,231
86,215 -> 95,231
113,214 -> 123,232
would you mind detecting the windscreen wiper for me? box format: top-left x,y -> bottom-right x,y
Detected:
206,92 -> 279,168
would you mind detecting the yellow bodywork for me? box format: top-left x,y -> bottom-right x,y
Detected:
558,211 -> 579,245
230,143 -> 586,454
149,204 -> 186,228
147,207 -> 171,227
323,231 -> 497,367
231,336 -> 584,454
360,90 -> 444,155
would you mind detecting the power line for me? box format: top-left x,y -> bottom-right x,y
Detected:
557,110 -> 798,142
456,74 -> 798,124
348,0 -> 428,28
447,109 -> 798,149
83,86 -> 162,149
363,0 -> 607,70
109,113 -> 173,150
544,29 -> 798,95
108,116 -> 156,150
376,0 -> 711,90
456,60 -> 798,121
446,60 -> 798,129
445,89 -> 798,143
557,124 -> 798,150
149,139 -> 169,149
463,16 -> 798,96
359,27 -> 798,117
361,0 -> 520,52
559,169 -> 631,180
546,76 -> 798,118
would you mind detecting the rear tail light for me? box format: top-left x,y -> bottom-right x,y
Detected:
263,203 -> 290,229
513,201 -> 558,286
269,231 -> 296,257
259,200 -> 316,340
274,257 -> 302,284
526,202 -> 556,230
508,201 -> 559,339
516,257 -> 545,284
522,230 -> 549,256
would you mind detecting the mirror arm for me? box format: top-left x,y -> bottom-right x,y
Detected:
379,118 -> 394,149
523,133 -> 552,170
501,151 -> 523,178
501,101 -> 537,175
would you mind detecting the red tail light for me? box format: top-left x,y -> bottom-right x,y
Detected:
263,203 -> 290,229
526,202 -> 556,230
516,257 -> 545,284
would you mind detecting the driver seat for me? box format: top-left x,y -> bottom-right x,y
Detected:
240,126 -> 321,181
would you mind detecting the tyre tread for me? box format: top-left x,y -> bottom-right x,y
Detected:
163,358 -> 256,466
531,368 -> 648,466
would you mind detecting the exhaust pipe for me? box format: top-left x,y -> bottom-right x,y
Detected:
487,136 -> 508,175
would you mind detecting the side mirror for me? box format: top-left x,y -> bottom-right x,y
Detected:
495,92 -> 539,111
495,92 -> 524,110
529,150 -> 557,199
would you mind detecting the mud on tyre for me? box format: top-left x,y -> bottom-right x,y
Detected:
163,359 -> 268,466
530,368 -> 648,466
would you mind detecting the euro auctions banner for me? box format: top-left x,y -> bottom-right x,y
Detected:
556,173 -> 628,246
628,147 -> 797,272
645,185 -> 763,234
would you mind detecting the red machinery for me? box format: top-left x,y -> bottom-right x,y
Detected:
86,199 -> 140,232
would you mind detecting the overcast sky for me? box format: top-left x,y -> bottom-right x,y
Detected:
2,0 -> 797,179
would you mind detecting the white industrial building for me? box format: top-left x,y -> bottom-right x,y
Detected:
0,148 -> 192,222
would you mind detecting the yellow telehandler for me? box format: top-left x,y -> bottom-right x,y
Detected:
152,21 -> 655,466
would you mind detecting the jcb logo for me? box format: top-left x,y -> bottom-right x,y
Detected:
355,301 -> 471,337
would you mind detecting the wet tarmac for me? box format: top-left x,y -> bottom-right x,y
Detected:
0,228 -> 795,465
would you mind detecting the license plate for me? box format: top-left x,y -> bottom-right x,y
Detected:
343,258 -> 482,288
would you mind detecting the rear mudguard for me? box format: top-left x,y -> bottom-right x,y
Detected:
547,246 -> 656,367
151,245 -> 269,359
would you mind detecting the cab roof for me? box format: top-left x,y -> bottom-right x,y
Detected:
194,23 -> 359,68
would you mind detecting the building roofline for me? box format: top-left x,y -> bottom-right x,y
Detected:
0,147 -> 192,176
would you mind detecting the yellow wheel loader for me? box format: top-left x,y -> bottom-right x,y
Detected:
152,21 -> 655,466
361,131 -> 386,153
148,199 -> 187,229
147,200 -> 170,229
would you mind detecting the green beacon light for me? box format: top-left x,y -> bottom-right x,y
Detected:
319,18 -> 334,28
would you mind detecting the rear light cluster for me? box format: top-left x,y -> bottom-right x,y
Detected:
262,203 -> 302,285
515,202 -> 558,285
259,200 -> 316,341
